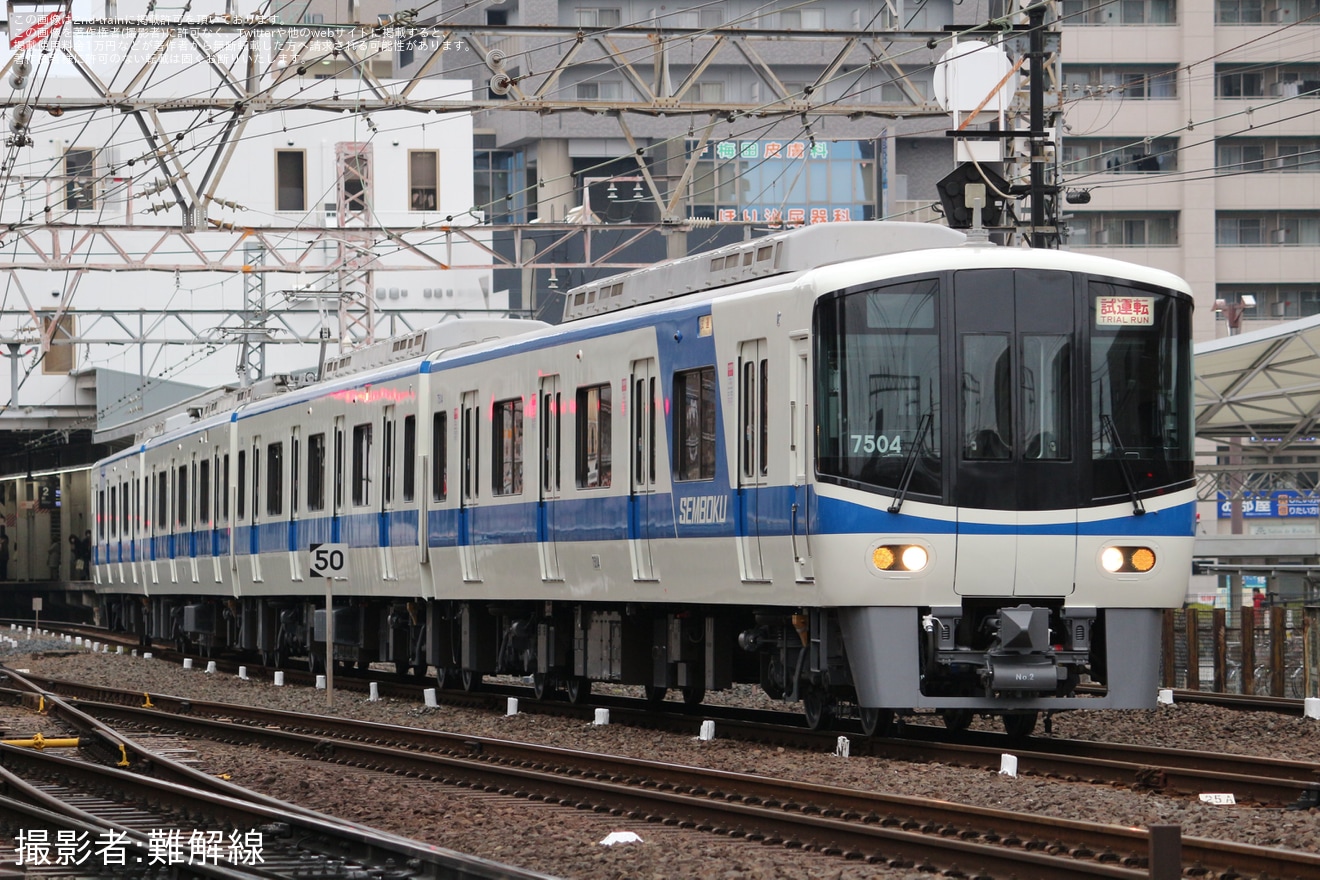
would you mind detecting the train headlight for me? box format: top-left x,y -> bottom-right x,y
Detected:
901,545 -> 929,572
872,544 -> 929,572
1100,547 -> 1125,573
1100,546 -> 1157,573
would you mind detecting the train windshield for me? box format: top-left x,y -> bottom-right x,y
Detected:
1090,281 -> 1193,500
814,277 -> 942,498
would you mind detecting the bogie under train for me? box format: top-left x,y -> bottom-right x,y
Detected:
92,222 -> 1195,734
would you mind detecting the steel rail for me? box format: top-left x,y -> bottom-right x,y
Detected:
17,677 -> 1320,880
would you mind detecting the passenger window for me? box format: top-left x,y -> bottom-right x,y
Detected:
492,398 -> 524,496
575,383 -> 612,489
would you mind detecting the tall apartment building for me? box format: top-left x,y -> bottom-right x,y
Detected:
1060,0 -> 1320,345
399,0 -> 1320,337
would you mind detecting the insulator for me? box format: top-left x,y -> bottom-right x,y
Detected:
9,105 -> 32,132
9,58 -> 31,89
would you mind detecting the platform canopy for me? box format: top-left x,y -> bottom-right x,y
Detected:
1195,313 -> 1320,448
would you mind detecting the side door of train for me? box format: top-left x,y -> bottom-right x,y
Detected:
953,269 -> 1078,597
538,374 -> 563,581
378,405 -> 399,581
458,389 -> 481,582
736,339 -> 770,582
628,358 -> 659,581
791,333 -> 815,583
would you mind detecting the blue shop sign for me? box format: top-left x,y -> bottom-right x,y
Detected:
1217,490 -> 1320,518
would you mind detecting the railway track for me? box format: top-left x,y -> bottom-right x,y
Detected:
8,668 -> 1320,880
0,668 -> 557,880
11,653 -> 1320,807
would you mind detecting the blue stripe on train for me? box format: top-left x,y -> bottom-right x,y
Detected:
99,492 -> 1194,561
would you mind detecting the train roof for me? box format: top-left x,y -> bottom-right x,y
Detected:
560,222 -> 967,321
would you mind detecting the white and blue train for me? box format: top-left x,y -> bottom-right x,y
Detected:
92,222 -> 1195,735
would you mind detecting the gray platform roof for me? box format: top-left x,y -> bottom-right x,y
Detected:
1195,314 -> 1320,447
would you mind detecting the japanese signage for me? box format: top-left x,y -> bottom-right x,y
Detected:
1217,491 -> 1320,519
1096,295 -> 1154,326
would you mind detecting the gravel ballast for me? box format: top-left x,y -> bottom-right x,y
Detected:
6,644 -> 1320,879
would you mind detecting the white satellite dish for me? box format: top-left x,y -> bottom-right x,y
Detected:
933,40 -> 1017,115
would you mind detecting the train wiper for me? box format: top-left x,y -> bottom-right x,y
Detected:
1101,414 -> 1146,516
888,411 -> 933,515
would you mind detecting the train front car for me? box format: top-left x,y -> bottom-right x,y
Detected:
800,246 -> 1194,734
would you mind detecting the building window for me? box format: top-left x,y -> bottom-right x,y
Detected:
409,150 -> 437,211
65,149 -> 95,210
1216,140 -> 1266,173
352,423 -> 372,506
1219,285 -> 1320,319
671,7 -> 724,27
674,367 -> 717,481
695,81 -> 725,102
575,81 -> 622,101
1069,212 -> 1178,246
779,7 -> 824,28
1216,214 -> 1266,245
341,151 -> 368,213
276,150 -> 306,211
576,383 -> 612,489
1217,67 -> 1265,97
1061,137 -> 1178,174
1215,212 -> 1320,245
492,398 -> 524,496
576,7 -> 621,27
1063,65 -> 1178,98
1063,0 -> 1176,24
1215,0 -> 1265,22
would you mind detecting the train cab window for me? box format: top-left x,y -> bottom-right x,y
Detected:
237,451 -> 247,519
1089,281 -> 1194,498
109,486 -> 118,537
402,416 -> 416,502
575,383 -> 612,489
177,465 -> 189,526
198,460 -> 211,525
431,412 -> 447,501
122,482 -> 129,534
1022,335 -> 1071,461
492,397 -> 524,496
814,278 -> 942,497
352,423 -> 372,506
308,433 -> 327,511
221,454 -> 230,521
267,442 -> 284,516
98,490 -> 106,540
674,367 -> 717,480
962,335 -> 1013,461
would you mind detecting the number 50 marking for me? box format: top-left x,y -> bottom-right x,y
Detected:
310,542 -> 348,579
